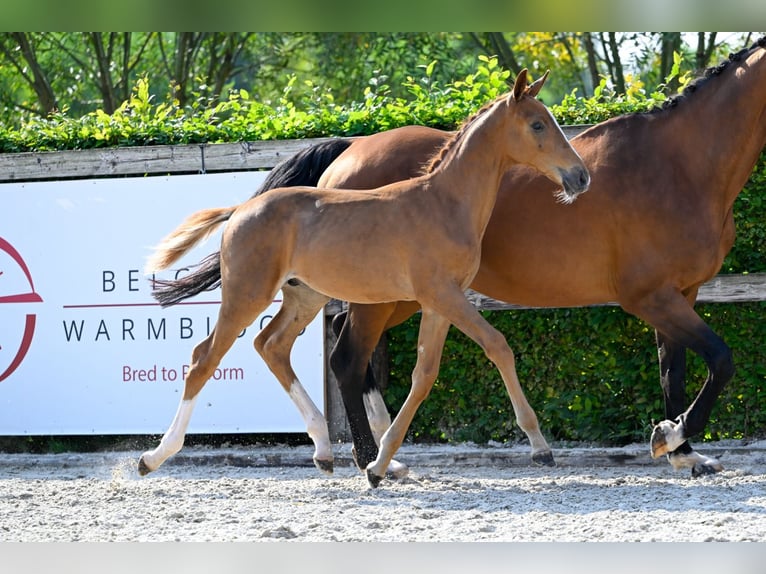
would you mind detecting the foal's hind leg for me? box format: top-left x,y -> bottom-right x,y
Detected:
138,300 -> 263,475
367,289 -> 553,487
426,290 -> 553,466
254,284 -> 334,474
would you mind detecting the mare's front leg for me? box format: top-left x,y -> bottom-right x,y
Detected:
254,284 -> 334,474
656,330 -> 724,476
627,288 -> 731,476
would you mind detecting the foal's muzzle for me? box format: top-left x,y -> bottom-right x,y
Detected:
559,166 -> 591,202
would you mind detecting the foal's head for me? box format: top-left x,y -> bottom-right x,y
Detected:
501,69 -> 590,203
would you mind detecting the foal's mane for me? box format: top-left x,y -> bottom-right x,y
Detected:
423,92 -> 508,175
653,35 -> 766,113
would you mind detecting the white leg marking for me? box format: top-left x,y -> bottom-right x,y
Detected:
668,450 -> 724,473
140,397 -> 197,472
364,389 -> 392,444
363,389 -> 408,478
288,380 -> 332,463
654,419 -> 686,456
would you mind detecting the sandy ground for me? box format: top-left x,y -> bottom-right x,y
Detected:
1,441 -> 765,543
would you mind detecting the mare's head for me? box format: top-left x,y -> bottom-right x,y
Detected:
503,69 -> 590,203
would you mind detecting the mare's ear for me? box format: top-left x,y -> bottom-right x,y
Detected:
526,70 -> 550,98
512,68 -> 528,102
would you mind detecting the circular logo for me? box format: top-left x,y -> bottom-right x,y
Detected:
0,237 -> 43,382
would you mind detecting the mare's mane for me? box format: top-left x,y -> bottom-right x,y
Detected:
653,35 -> 766,114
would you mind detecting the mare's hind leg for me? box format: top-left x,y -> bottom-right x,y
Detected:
331,303 -> 411,478
627,288 -> 731,476
254,283 -> 333,474
138,299 -> 265,476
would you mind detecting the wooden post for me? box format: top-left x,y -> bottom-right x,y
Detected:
324,313 -> 351,442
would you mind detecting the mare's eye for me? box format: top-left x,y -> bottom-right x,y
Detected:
531,121 -> 544,132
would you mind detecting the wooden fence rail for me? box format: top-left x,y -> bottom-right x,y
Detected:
2,130 -> 764,440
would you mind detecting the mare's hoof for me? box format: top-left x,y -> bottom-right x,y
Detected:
137,455 -> 152,477
650,424 -> 670,458
313,457 -> 334,475
691,460 -> 724,478
366,468 -> 384,489
532,450 -> 556,467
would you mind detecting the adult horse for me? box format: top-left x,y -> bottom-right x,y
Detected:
147,37 -> 766,478
138,70 -> 589,487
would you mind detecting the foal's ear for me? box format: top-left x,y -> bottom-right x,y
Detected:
527,70 -> 550,98
512,68 -> 529,102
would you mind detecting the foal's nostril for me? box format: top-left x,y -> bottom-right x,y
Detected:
580,168 -> 590,190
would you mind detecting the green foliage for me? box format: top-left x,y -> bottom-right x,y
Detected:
386,299 -> 766,446
0,57 -> 511,153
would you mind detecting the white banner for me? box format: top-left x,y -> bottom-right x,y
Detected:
0,173 -> 324,435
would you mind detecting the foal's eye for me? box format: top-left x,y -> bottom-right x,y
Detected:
531,121 -> 544,132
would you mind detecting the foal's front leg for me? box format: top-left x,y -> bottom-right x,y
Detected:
366,310 -> 451,487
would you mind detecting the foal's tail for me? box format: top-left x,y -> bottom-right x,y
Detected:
146,206 -> 236,274
147,137 -> 353,307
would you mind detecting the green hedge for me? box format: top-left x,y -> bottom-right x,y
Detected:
384,151 -> 766,446
2,57 -> 763,446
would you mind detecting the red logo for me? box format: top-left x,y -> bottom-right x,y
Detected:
0,237 -> 43,382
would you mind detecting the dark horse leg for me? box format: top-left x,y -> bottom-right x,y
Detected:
630,288 -> 733,476
330,303 -> 414,477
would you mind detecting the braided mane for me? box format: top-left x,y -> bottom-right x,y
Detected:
657,35 -> 766,112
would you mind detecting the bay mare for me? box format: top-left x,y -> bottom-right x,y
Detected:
321,37 -> 766,477
139,70 -> 589,487
150,37 -> 766,479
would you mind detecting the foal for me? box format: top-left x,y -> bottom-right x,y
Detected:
138,69 -> 589,487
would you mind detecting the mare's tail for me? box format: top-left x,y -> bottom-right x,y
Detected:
147,137 -> 353,307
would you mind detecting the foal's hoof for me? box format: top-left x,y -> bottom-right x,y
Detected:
532,450 -> 556,467
137,455 -> 153,477
386,459 -> 410,480
366,468 -> 384,489
313,457 -> 334,475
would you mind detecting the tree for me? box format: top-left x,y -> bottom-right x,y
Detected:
0,33 -> 58,116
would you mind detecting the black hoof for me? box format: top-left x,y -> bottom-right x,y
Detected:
366,468 -> 384,489
314,458 -> 334,475
532,450 -> 556,467
352,444 -> 379,471
692,461 -> 724,478
137,456 -> 151,477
